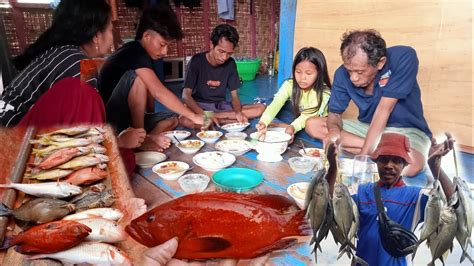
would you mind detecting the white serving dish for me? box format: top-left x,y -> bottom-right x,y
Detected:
196,130 -> 223,143
225,132 -> 247,140
135,151 -> 167,168
178,173 -> 210,193
287,182 -> 310,209
152,161 -> 189,181
163,130 -> 191,143
215,140 -> 251,156
249,131 -> 291,162
175,139 -> 205,154
288,157 -> 318,174
192,151 -> 236,172
221,122 -> 250,132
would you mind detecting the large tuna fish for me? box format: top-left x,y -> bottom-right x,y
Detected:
126,192 -> 309,259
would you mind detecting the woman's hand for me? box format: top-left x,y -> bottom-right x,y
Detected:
255,121 -> 267,141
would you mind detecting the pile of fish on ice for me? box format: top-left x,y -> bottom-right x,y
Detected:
0,126 -> 131,265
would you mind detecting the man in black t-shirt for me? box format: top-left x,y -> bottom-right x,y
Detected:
98,7 -> 203,151
180,24 -> 265,129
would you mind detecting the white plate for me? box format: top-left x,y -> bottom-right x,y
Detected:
163,130 -> 191,143
215,140 -> 251,156
338,157 -> 378,176
135,152 -> 167,168
298,148 -> 324,158
152,161 -> 189,181
192,151 -> 236,172
221,122 -> 250,132
287,182 -> 310,209
196,131 -> 223,143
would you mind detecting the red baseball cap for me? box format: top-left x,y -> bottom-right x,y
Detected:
370,133 -> 412,163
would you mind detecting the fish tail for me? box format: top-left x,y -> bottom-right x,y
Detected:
460,248 -> 474,264
0,203 -> 12,216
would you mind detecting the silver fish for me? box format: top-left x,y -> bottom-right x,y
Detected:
407,181 -> 442,260
63,208 -> 124,221
0,182 -> 82,198
428,207 -> 458,266
76,218 -> 126,243
26,242 -> 131,265
32,138 -> 92,156
305,169 -> 330,263
453,176 -> 473,263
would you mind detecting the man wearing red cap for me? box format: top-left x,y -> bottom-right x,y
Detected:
326,132 -> 456,266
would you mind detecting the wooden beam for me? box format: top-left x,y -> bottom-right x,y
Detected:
277,0 -> 297,87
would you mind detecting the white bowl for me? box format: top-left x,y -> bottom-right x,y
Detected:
135,151 -> 166,168
163,130 -> 191,144
221,122 -> 250,132
193,152 -> 236,172
287,182 -> 310,209
288,157 -> 317,174
215,140 -> 251,156
178,174 -> 210,193
152,161 -> 189,180
196,131 -> 223,143
175,139 -> 205,154
249,131 -> 291,162
225,132 -> 247,140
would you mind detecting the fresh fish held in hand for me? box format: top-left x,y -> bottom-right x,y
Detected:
0,198 -> 75,224
453,176 -> 473,263
76,218 -> 126,243
26,242 -> 131,265
406,181 -> 442,260
0,182 -> 82,198
1,220 -> 91,254
25,168 -> 74,180
427,207 -> 458,266
37,146 -> 90,169
64,167 -> 108,185
305,169 -> 331,262
63,208 -> 124,221
126,192 -> 309,259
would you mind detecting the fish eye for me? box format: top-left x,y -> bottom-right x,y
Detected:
147,215 -> 155,222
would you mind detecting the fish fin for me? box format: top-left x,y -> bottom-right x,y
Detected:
352,254 -> 368,266
285,210 -> 309,236
0,203 -> 12,216
254,238 -> 297,257
184,236 -> 231,253
0,236 -> 15,250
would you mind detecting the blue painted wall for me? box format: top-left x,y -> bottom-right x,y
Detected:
277,0 -> 297,88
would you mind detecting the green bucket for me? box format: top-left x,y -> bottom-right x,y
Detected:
235,59 -> 261,81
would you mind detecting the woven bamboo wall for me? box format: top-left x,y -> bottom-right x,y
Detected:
1,0 -> 279,63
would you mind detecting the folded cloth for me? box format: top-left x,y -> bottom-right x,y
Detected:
217,0 -> 234,20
